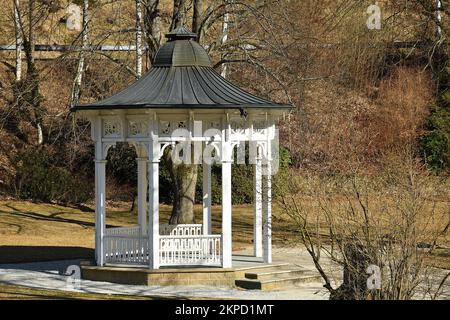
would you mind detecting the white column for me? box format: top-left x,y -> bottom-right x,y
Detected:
221,116 -> 232,268
148,116 -> 160,269
222,160 -> 232,268
137,157 -> 147,235
202,163 -> 212,235
148,160 -> 159,269
95,159 -> 106,266
263,162 -> 272,264
253,154 -> 263,258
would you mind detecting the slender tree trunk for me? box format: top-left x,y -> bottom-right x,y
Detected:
13,0 -> 22,82
27,0 -> 34,66
70,0 -> 89,108
436,0 -> 442,39
28,0 -> 42,145
136,0 -> 143,77
23,0 -> 43,145
5,0 -> 28,143
143,0 -> 161,62
221,1 -> 232,78
170,0 -> 187,31
192,0 -> 203,35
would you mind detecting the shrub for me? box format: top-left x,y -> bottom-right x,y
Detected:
421,107 -> 450,172
14,147 -> 92,204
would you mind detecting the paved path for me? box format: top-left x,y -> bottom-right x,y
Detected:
1,245 -> 447,299
0,246 -> 330,300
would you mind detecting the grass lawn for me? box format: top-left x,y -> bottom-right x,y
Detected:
0,200 -> 448,267
0,200 -> 298,264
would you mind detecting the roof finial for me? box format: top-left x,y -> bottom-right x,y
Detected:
166,26 -> 198,41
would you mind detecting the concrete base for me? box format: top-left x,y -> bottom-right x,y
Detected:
81,265 -> 237,286
80,255 -> 322,290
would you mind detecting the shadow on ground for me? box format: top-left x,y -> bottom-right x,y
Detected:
0,246 -> 94,264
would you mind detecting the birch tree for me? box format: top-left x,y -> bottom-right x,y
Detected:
70,0 -> 90,108
136,0 -> 143,77
220,0 -> 232,78
13,0 -> 23,82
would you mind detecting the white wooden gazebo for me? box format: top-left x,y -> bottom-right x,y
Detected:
72,27 -> 291,270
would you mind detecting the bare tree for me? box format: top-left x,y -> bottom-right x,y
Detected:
142,0 -> 161,61
13,0 -> 23,82
277,153 -> 450,300
20,0 -> 44,145
220,0 -> 232,78
170,0 -> 188,31
165,0 -> 198,224
70,0 -> 90,108
136,0 -> 143,77
192,0 -> 203,34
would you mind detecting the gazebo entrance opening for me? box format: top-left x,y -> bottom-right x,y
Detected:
72,27 -> 291,270
102,143 -> 222,268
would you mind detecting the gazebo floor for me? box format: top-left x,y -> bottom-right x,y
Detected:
80,255 -> 287,287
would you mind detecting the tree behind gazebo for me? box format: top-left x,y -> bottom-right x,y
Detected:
158,0 -> 224,225
163,147 -> 198,224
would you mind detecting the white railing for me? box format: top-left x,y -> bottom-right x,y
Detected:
159,235 -> 222,267
104,235 -> 148,264
160,224 -> 202,236
105,226 -> 142,237
103,224 -> 221,267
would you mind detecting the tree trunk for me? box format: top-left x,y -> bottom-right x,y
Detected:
142,0 -> 161,62
330,244 -> 372,300
170,0 -> 187,31
436,0 -> 442,39
164,0 -> 201,224
192,0 -> 203,35
135,0 -> 143,77
70,0 -> 89,108
220,0 -> 234,78
24,0 -> 43,145
164,147 -> 198,224
13,0 -> 23,82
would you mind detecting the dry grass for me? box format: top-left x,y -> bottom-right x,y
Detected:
275,172 -> 450,271
0,196 -> 447,268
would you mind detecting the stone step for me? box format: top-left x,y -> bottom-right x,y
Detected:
233,263 -> 291,278
235,263 -> 291,271
235,273 -> 322,291
245,268 -> 307,280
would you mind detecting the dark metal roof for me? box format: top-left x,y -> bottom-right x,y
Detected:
72,28 -> 292,111
153,40 -> 211,67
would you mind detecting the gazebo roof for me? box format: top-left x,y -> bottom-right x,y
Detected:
72,27 -> 292,111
